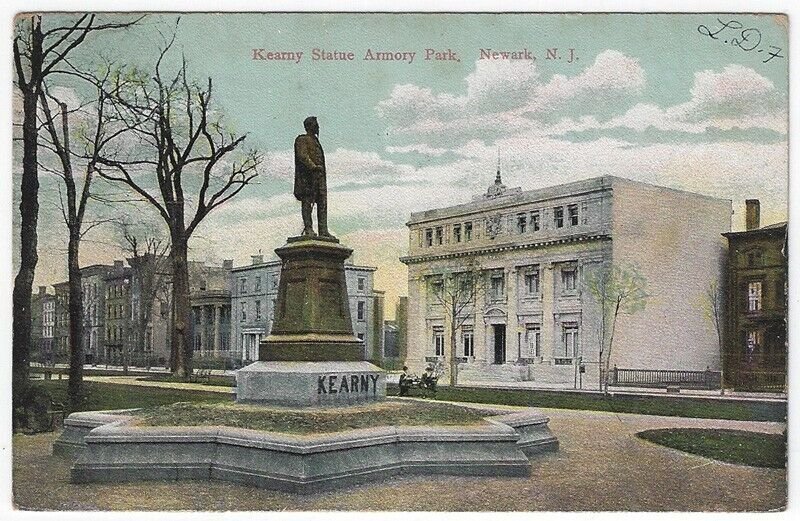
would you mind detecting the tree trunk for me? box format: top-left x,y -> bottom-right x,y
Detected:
12,87 -> 40,430
67,229 -> 84,410
449,325 -> 458,387
170,237 -> 192,379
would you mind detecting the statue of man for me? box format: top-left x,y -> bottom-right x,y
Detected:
294,116 -> 331,238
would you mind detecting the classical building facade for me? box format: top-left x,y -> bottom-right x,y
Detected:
722,200 -> 787,390
189,259 -> 233,362
401,173 -> 731,389
230,255 -> 383,362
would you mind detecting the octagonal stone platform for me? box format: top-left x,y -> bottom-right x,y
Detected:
53,405 -> 559,493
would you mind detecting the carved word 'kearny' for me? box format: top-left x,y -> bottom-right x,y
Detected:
317,374 -> 380,395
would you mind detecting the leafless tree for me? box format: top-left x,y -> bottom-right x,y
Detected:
118,221 -> 171,374
428,259 -> 485,386
586,263 -> 649,393
94,33 -> 263,378
12,13 -> 142,427
702,279 -> 725,395
37,64 -> 143,408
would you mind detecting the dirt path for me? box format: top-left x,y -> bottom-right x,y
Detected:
13,405 -> 785,511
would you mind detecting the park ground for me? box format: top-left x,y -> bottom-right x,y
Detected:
12,377 -> 787,512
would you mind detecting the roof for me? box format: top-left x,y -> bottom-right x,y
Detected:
723,221 -> 787,238
407,174 -> 729,226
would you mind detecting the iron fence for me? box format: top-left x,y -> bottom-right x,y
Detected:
605,366 -> 722,390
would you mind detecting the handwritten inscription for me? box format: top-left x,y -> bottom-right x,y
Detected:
697,18 -> 785,64
317,374 -> 380,395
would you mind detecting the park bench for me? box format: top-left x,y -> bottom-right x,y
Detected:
47,400 -> 66,431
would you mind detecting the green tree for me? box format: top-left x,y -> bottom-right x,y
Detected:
586,263 -> 649,392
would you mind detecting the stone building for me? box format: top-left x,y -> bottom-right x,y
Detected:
189,260 -> 233,363
401,173 -> 731,389
30,286 -> 55,363
53,281 -> 70,359
722,200 -> 787,390
81,263 -> 116,364
103,262 -> 133,364
230,255 -> 383,363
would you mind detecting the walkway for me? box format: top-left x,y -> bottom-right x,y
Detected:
13,397 -> 786,511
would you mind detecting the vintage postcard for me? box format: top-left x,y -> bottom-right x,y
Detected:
7,7 -> 789,514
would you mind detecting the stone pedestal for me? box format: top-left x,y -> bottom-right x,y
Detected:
236,361 -> 385,407
260,237 -> 364,362
236,235 -> 385,407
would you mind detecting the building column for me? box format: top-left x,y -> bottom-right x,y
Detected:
213,304 -> 221,356
474,289 -> 486,364
199,306 -> 206,356
506,265 -> 519,363
541,262 -> 555,360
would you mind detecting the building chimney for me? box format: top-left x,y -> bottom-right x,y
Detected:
251,255 -> 263,265
745,199 -> 760,231
223,259 -> 233,270
114,260 -> 124,268
38,286 -> 46,296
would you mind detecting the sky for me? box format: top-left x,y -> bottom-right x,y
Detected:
12,13 -> 789,317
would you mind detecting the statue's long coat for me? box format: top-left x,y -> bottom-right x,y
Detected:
294,133 -> 326,201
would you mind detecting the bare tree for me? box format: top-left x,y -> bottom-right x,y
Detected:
12,13 -> 142,427
586,263 -> 649,393
428,259 -> 485,386
702,279 -> 725,395
94,35 -> 262,378
118,221 -> 171,374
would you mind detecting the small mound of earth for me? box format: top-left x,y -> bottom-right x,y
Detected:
132,399 -> 495,434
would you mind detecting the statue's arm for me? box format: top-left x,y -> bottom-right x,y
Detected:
295,136 -> 320,171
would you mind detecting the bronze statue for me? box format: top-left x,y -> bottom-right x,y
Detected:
294,116 -> 331,238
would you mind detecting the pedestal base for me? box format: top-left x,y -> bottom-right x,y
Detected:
236,361 -> 386,407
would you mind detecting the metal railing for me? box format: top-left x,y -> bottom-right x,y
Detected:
606,366 -> 722,390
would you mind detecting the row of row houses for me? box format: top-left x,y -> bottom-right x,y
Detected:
400,172 -> 787,390
31,255 -> 385,368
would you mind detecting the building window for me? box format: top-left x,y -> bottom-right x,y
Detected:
745,329 -> 762,360
425,228 -> 433,247
194,308 -> 202,325
747,281 -> 762,312
462,327 -> 474,357
433,327 -> 445,357
554,206 -> 564,228
429,278 -> 444,302
464,222 -> 473,241
524,269 -> 540,295
490,272 -> 505,301
526,324 -> 541,357
239,278 -> 247,294
747,250 -> 763,267
357,300 -> 366,321
357,332 -> 365,341
240,302 -> 247,322
271,274 -> 279,291
516,213 -> 527,234
435,226 -> 444,245
562,269 -> 577,292
561,323 -> 578,358
530,211 -> 541,232
453,224 -> 462,243
568,204 -> 579,226
357,277 -> 366,292
255,300 -> 262,320
255,276 -> 262,292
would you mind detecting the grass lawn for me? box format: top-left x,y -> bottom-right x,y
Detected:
134,400 -> 491,434
138,374 -> 235,387
388,385 -> 786,422
636,428 -> 787,468
36,379 -> 232,413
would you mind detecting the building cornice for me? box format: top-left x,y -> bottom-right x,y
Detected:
399,233 -> 612,265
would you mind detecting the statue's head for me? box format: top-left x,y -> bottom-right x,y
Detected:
303,116 -> 319,136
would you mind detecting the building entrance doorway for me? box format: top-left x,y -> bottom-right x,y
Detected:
493,324 -> 506,364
